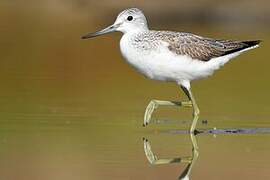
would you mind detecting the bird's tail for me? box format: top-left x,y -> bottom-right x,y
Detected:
206,39 -> 261,73
242,40 -> 262,48
223,40 -> 262,55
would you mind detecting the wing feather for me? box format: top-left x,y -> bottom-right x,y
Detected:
159,32 -> 259,61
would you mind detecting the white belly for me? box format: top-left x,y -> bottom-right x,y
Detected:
119,33 -> 244,83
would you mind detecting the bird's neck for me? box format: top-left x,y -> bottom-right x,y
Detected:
120,22 -> 149,34
124,28 -> 149,36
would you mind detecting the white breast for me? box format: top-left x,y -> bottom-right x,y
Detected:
119,33 -> 248,83
120,33 -> 156,78
120,33 -> 177,81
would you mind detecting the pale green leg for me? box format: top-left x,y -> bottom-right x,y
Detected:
143,137 -> 192,165
181,86 -> 200,133
143,100 -> 192,126
179,133 -> 199,179
143,134 -> 199,179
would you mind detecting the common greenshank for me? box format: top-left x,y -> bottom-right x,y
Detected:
82,8 -> 261,133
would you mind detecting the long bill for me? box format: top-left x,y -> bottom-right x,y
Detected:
81,23 -> 119,39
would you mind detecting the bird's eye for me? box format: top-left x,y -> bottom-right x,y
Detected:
127,16 -> 133,21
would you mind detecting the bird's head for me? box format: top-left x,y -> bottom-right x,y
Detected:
81,8 -> 148,39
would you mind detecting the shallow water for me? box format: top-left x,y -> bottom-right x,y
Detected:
1,114 -> 270,180
0,89 -> 270,180
1,2 -> 270,180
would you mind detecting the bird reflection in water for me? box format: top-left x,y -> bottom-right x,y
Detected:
143,133 -> 198,180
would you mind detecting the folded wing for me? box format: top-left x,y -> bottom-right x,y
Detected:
161,32 -> 261,61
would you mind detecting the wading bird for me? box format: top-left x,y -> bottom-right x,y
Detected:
82,8 -> 261,133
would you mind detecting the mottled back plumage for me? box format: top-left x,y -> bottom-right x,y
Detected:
132,31 -> 261,61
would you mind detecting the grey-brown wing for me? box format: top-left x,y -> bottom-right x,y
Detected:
162,32 -> 259,61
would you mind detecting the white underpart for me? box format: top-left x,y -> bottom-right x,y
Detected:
206,45 -> 258,73
120,32 -> 259,89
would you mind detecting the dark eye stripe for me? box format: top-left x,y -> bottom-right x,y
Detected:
127,16 -> 133,21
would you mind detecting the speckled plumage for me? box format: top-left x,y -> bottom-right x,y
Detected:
131,31 -> 260,61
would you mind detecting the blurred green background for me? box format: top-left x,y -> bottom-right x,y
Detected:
0,0 -> 270,180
